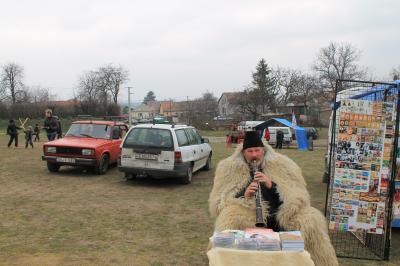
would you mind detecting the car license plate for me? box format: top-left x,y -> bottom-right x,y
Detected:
135,153 -> 157,160
56,157 -> 76,163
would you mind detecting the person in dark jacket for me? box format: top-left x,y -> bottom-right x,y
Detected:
43,109 -> 59,141
276,130 -> 284,149
24,126 -> 34,148
34,124 -> 40,142
6,119 -> 21,148
55,116 -> 62,139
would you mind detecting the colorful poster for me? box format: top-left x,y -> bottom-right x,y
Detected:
329,99 -> 394,234
393,182 -> 400,222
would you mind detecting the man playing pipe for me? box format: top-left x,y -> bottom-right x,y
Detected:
209,131 -> 338,266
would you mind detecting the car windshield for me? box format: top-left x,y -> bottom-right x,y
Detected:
65,123 -> 112,139
123,128 -> 173,149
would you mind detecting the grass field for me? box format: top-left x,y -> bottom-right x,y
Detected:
0,135 -> 399,265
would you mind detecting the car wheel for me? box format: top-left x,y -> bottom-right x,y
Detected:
47,162 -> 60,172
203,154 -> 212,171
180,165 -> 193,184
124,172 -> 136,180
95,154 -> 109,175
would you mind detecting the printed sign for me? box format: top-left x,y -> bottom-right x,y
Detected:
329,99 -> 394,234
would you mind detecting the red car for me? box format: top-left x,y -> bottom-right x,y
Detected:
42,120 -> 128,174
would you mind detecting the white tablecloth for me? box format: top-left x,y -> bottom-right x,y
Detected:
207,247 -> 315,266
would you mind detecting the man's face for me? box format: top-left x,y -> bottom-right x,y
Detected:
242,147 -> 265,165
45,111 -> 51,118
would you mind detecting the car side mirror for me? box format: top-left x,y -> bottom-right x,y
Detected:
201,138 -> 209,143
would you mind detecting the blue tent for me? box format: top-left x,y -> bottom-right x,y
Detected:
254,118 -> 308,150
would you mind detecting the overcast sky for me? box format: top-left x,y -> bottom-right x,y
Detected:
0,0 -> 399,103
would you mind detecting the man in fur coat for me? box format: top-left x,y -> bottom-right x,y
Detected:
209,131 -> 338,266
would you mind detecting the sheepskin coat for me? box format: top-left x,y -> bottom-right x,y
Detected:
209,143 -> 338,266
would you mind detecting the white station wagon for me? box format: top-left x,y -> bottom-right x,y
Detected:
118,124 -> 212,184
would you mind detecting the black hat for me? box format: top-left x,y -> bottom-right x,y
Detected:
242,131 -> 264,150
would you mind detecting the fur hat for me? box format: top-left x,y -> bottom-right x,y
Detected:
242,131 -> 264,150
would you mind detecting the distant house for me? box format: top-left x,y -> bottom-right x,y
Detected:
273,94 -> 331,125
160,101 -> 188,123
218,92 -> 243,118
131,101 -> 160,120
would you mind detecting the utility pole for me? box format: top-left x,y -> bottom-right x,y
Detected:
186,96 -> 189,125
126,86 -> 133,127
169,99 -> 172,123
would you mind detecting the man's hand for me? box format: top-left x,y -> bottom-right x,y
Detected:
254,171 -> 272,189
244,181 -> 259,199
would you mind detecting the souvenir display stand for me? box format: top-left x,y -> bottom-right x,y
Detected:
325,79 -> 400,260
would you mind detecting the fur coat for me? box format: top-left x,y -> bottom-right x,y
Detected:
209,143 -> 338,266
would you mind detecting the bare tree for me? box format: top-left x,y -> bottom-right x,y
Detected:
236,86 -> 263,120
76,65 -> 127,115
0,82 -> 7,102
198,91 -> 218,118
77,71 -> 99,114
313,42 -> 367,95
30,85 -> 53,102
294,74 -> 320,107
109,65 -> 128,104
391,66 -> 400,80
275,67 -> 303,105
98,64 -> 128,104
1,63 -> 25,104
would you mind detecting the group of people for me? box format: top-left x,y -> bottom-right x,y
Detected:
6,109 -> 62,148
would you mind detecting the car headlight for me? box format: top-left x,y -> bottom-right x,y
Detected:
47,146 -> 56,153
82,149 -> 94,156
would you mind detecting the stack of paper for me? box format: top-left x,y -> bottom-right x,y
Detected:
244,228 -> 281,251
212,232 -> 236,248
236,238 -> 258,250
279,231 -> 304,251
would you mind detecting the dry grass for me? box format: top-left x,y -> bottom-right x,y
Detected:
0,136 -> 399,266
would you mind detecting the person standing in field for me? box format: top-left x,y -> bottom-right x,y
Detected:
55,116 -> 62,139
6,119 -> 21,148
264,128 -> 270,142
24,126 -> 34,148
43,109 -> 59,141
276,130 -> 284,149
33,123 -> 40,142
